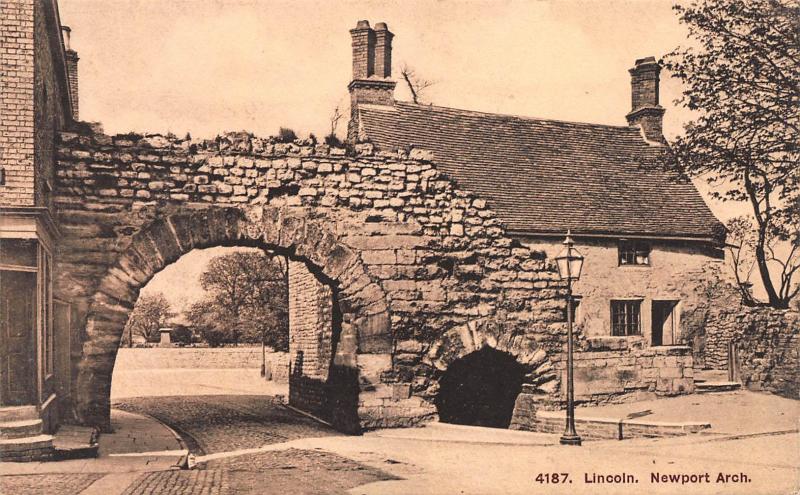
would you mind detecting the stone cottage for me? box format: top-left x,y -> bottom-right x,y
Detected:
347,20 -> 726,355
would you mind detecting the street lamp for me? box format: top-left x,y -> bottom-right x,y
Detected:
555,230 -> 584,446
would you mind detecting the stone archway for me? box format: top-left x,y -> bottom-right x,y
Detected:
424,319 -> 560,428
75,205 -> 391,432
426,319 -> 558,391
435,347 -> 527,428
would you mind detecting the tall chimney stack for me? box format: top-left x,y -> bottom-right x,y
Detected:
347,20 -> 396,142
61,25 -> 79,121
625,56 -> 664,143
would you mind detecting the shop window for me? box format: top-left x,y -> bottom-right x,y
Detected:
611,300 -> 641,336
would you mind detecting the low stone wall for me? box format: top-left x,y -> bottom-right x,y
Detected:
531,411 -> 710,440
555,340 -> 694,406
735,310 -> 798,399
703,307 -> 799,399
114,347 -> 265,370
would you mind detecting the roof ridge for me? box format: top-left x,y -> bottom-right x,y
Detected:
391,100 -> 639,132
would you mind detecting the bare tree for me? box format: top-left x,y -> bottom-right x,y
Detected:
326,103 -> 344,146
400,63 -> 435,104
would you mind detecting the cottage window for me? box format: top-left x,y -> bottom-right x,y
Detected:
619,240 -> 650,265
611,300 -> 641,336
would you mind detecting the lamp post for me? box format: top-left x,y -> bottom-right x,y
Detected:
555,230 -> 584,446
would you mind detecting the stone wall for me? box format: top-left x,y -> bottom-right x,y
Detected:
53,130 -> 569,431
522,238 -> 725,350
565,339 -> 694,405
705,307 -> 799,398
287,259 -> 335,416
114,347 -> 264,370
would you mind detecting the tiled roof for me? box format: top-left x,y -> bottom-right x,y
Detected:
358,101 -> 725,242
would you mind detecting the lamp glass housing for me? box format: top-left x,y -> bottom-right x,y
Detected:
555,236 -> 584,281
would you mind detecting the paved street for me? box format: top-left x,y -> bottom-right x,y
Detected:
113,396 -> 340,455
1,367 -> 798,495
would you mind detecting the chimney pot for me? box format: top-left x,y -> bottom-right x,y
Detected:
355,20 -> 370,29
375,22 -> 388,31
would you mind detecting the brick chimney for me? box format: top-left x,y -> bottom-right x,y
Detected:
625,56 -> 664,143
61,25 -> 79,121
347,20 -> 396,142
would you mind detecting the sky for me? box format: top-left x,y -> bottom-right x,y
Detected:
56,0 -> 761,309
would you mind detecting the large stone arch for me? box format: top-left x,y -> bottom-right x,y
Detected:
55,130 -> 571,434
75,205 -> 391,432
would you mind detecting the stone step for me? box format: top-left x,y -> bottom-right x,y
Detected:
0,434 -> 55,462
0,405 -> 38,422
695,381 -> 741,393
53,424 -> 99,460
0,419 -> 43,439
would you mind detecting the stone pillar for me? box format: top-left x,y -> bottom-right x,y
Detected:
159,328 -> 172,347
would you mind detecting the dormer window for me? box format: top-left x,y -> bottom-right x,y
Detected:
619,240 -> 650,266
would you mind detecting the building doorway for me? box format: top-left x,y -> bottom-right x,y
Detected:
0,270 -> 37,406
651,300 -> 679,346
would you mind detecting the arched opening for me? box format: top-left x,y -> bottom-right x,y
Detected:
72,209 -> 392,433
435,347 -> 526,428
111,246 -> 292,401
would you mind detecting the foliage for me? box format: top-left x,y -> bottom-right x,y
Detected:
124,293 -> 174,343
276,127 -> 298,143
185,251 -> 289,349
170,325 -> 194,345
663,0 -> 800,307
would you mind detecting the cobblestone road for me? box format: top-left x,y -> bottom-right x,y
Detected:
113,395 -> 339,454
112,395 -> 395,494
0,473 -> 104,495
2,396 -> 394,495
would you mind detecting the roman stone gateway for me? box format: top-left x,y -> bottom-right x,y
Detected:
2,5 -> 731,461
54,131 -> 569,432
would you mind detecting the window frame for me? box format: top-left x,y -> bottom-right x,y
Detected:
618,240 -> 651,266
610,299 -> 642,336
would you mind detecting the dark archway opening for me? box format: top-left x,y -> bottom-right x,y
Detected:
435,347 -> 526,428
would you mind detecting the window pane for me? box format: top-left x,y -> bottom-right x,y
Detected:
0,239 -> 38,267
611,300 -> 641,336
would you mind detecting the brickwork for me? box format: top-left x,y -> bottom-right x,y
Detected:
0,0 -> 72,208
114,347 -> 265,369
530,412 -> 709,440
1,0 -> 36,206
626,57 -> 665,142
53,130 -> 568,432
65,50 -> 79,120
